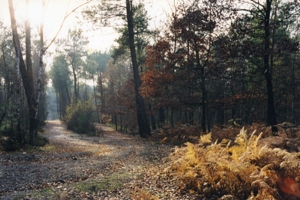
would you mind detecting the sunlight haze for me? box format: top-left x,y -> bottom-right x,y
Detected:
0,0 -> 175,52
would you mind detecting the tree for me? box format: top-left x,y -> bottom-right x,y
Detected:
83,0 -> 151,137
141,0 -> 228,132
0,21 -> 25,144
8,0 -> 38,144
7,0 -> 92,145
228,0 -> 300,132
57,28 -> 89,103
85,51 -> 110,123
112,2 -> 158,131
113,3 -> 156,69
49,55 -> 72,119
125,0 -> 151,137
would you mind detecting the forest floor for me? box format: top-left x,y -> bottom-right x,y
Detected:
0,120 -> 197,200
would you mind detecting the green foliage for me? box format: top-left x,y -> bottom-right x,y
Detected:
65,100 -> 96,134
0,122 -> 21,151
32,136 -> 49,147
167,128 -> 300,199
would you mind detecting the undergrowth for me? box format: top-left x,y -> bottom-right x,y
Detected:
65,100 -> 96,134
166,128 -> 300,199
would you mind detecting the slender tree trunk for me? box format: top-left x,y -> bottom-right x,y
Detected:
93,84 -> 100,123
264,0 -> 277,133
55,91 -> 60,119
120,115 -> 123,131
14,46 -> 22,144
126,0 -> 151,137
170,109 -> 174,127
201,85 -> 207,132
292,55 -> 296,124
148,104 -> 156,130
98,73 -> 105,115
25,0 -> 37,144
65,84 -> 71,104
35,0 -> 46,120
195,48 -> 207,132
159,107 -> 165,128
72,66 -> 78,103
114,114 -> 118,131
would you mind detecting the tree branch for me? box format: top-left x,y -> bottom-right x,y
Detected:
44,0 -> 93,52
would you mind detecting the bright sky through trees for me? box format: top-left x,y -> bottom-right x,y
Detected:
0,0 -> 175,52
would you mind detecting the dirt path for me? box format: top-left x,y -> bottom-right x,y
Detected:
0,120 -> 179,200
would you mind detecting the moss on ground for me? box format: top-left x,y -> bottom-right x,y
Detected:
75,171 -> 131,192
11,188 -> 57,200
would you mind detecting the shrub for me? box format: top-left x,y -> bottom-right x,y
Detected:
65,100 -> 96,134
152,123 -> 201,145
0,124 -> 22,151
33,136 -> 49,147
166,128 -> 300,199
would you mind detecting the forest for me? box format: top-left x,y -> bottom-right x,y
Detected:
1,0 -> 300,199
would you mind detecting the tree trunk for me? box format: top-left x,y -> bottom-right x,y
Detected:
126,0 -> 151,137
93,84 -> 100,123
195,47 -> 207,132
159,107 -> 165,128
98,72 -> 105,116
148,104 -> 156,130
9,0 -> 37,144
72,65 -> 78,103
33,0 -> 46,138
264,0 -> 277,133
201,86 -> 207,132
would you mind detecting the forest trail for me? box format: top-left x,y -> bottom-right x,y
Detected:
0,120 -> 178,200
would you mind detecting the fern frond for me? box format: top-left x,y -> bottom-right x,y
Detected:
280,153 -> 300,169
167,127 -> 300,199
250,130 -> 257,139
255,132 -> 263,146
234,127 -> 248,146
200,132 -> 212,145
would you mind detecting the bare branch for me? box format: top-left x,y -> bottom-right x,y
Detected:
44,0 -> 93,52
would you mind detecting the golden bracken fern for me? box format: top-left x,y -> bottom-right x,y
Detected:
166,128 -> 300,199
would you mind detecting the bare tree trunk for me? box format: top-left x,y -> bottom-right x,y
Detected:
9,0 -> 37,144
264,0 -> 277,133
72,65 -> 78,103
159,107 -> 165,128
126,0 -> 151,137
14,45 -> 22,144
93,84 -> 100,123
99,73 -> 105,117
32,0 -> 46,138
25,0 -> 37,144
148,104 -> 156,130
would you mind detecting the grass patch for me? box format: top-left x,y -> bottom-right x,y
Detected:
9,188 -> 57,200
31,188 -> 57,199
40,144 -> 55,151
75,172 -> 131,192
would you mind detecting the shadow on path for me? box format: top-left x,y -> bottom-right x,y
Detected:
0,120 -> 171,199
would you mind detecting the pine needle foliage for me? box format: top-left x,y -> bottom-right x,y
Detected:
167,128 -> 300,199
